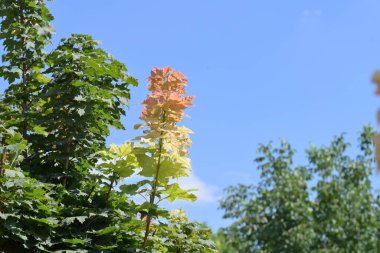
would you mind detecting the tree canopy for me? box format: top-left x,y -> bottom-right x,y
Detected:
219,126 -> 380,253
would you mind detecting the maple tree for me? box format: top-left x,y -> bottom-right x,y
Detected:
97,66 -> 208,250
0,0 -> 216,252
0,0 -> 53,144
30,34 -> 137,186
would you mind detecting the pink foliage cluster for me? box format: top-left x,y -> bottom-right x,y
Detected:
140,66 -> 194,143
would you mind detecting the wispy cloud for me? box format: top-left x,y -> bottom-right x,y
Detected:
178,172 -> 219,203
302,9 -> 322,16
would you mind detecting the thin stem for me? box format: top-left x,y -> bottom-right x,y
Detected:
86,185 -> 96,202
143,112 -> 166,248
106,172 -> 116,207
19,0 -> 27,138
0,136 -> 6,177
156,195 -> 170,205
10,149 -> 20,168
138,193 -> 148,202
18,0 -> 30,160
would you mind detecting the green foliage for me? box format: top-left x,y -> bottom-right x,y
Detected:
309,127 -> 378,252
0,0 -> 54,139
0,175 -> 59,252
30,34 -> 137,186
0,123 -> 59,251
150,209 -> 216,252
219,126 -> 380,253
211,230 -> 234,253
0,1 -> 216,252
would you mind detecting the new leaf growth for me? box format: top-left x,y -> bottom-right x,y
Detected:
137,66 -> 197,247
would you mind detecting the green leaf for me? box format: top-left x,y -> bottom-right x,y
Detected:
120,180 -> 151,195
136,153 -> 157,178
96,226 -> 117,235
77,108 -> 85,116
162,183 -> 197,202
61,216 -> 87,226
63,238 -> 86,245
32,125 -> 48,136
36,74 -> 50,84
114,162 -> 135,177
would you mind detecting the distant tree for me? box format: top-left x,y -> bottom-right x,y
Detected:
211,230 -> 234,253
219,126 -> 379,253
309,127 -> 378,252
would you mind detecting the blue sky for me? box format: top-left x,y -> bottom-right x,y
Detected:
45,0 -> 380,230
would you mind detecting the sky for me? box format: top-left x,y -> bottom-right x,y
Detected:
42,0 -> 380,230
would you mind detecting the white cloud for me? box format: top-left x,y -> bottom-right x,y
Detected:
303,9 -> 322,16
177,172 -> 219,203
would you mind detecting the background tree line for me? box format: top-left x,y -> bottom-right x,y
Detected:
217,126 -> 380,253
